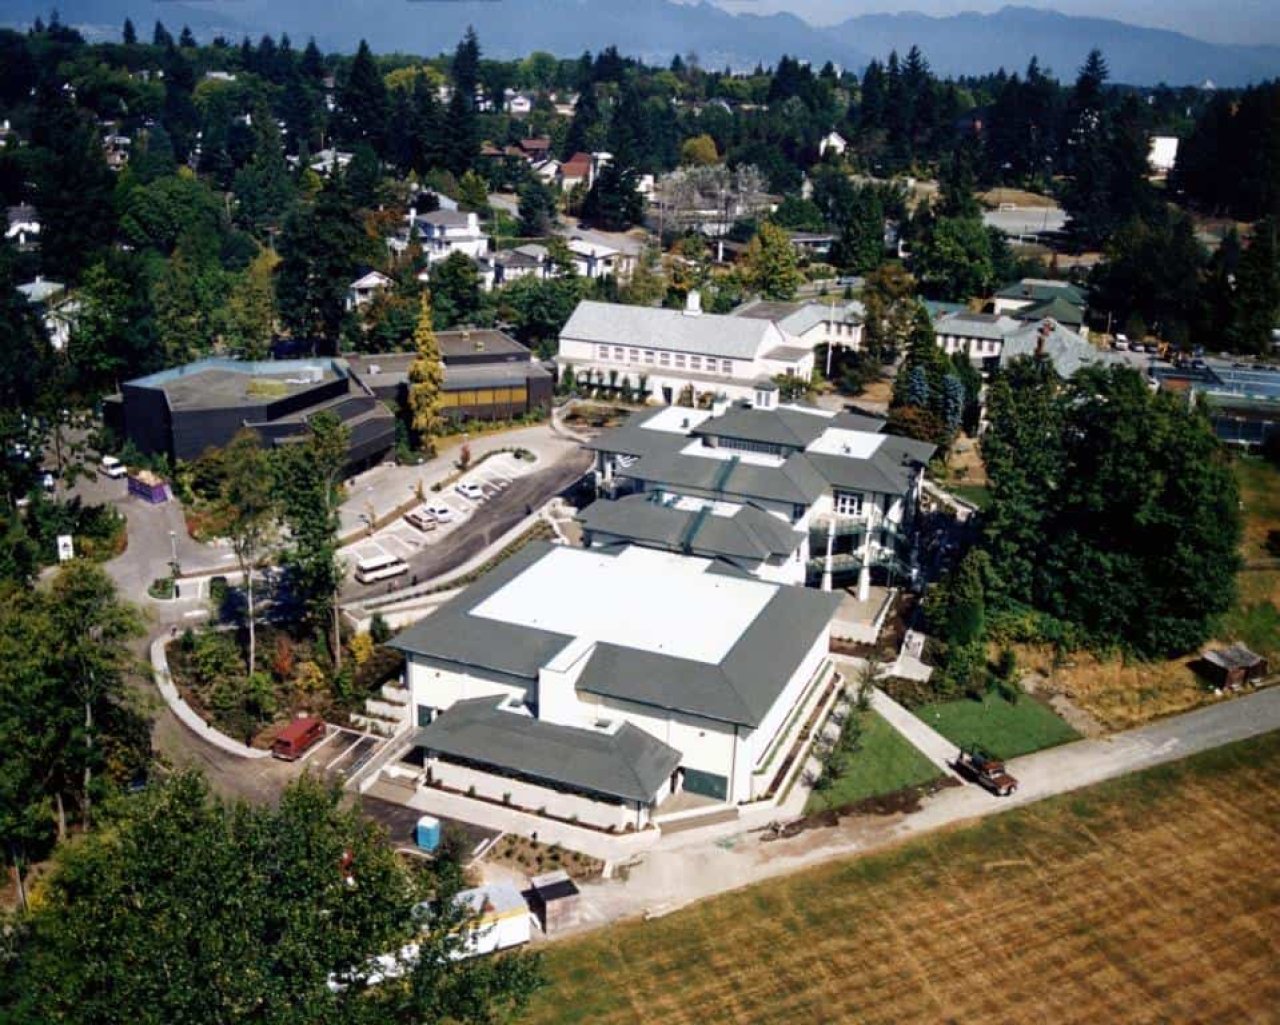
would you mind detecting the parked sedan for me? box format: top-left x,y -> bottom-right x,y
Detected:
403,509 -> 437,532
456,482 -> 485,502
427,503 -> 456,523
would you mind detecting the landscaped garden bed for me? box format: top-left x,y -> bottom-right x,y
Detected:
483,835 -> 603,881
166,622 -> 403,746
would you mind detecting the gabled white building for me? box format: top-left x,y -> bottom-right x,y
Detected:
6,204 -> 40,249
391,542 -> 840,828
345,269 -> 394,311
410,209 -> 491,266
557,295 -> 817,405
734,298 -> 865,354
819,130 -> 848,157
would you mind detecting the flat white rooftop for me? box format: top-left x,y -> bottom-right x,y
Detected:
469,545 -> 777,664
806,428 -> 885,459
640,406 -> 715,435
680,439 -> 785,467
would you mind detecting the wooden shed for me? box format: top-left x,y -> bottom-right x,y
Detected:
530,869 -> 581,935
1200,644 -> 1269,689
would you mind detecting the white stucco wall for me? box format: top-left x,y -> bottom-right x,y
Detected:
408,660 -> 531,718
426,759 -> 651,830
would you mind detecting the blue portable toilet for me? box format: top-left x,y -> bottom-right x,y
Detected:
415,815 -> 441,852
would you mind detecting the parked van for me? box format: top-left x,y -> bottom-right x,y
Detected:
271,716 -> 326,761
354,551 -> 409,585
101,455 -> 127,479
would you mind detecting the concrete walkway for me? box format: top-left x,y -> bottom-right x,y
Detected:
553,685 -> 1280,937
149,636 -> 269,760
869,686 -> 959,774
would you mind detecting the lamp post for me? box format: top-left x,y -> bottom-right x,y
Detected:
168,529 -> 178,576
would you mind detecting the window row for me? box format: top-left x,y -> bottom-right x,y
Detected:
595,345 -> 733,375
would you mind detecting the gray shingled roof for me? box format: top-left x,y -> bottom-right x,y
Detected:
588,405 -> 928,501
995,279 -> 1087,307
578,494 -> 804,565
577,582 -> 840,726
999,319 -> 1118,379
561,300 -> 784,360
692,406 -> 829,449
414,697 -> 681,804
934,311 -> 1020,341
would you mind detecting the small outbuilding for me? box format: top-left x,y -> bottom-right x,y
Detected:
454,882 -> 531,957
1200,644 -> 1269,689
530,869 -> 581,935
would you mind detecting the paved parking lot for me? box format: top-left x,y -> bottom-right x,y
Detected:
354,453 -> 531,566
359,794 -> 497,857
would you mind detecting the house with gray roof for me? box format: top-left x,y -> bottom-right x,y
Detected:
993,277 -> 1087,309
733,297 -> 865,354
556,294 -> 816,405
584,398 -> 933,593
997,319 -> 1121,378
392,542 -> 840,827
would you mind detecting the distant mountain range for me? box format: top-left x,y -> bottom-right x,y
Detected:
5,1 -> 1278,86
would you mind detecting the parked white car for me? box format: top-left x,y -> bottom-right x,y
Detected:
427,502 -> 456,523
456,482 -> 485,502
101,455 -> 127,479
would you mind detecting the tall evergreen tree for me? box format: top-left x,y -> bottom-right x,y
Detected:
408,292 -> 446,453
121,17 -> 136,45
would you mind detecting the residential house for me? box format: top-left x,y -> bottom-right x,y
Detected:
6,204 -> 40,250
531,158 -> 562,186
565,236 -> 622,279
818,130 -> 848,157
17,276 -> 76,351
557,295 -> 817,405
309,148 -> 353,174
1149,136 -> 1179,176
734,298 -> 865,354
391,541 -> 841,826
345,269 -> 394,311
504,91 -> 534,116
410,209 -> 491,266
997,318 -> 1121,377
584,399 -> 933,593
560,152 -> 593,191
518,137 -> 552,162
992,278 -> 1087,328
934,311 -> 1021,362
787,230 -> 835,259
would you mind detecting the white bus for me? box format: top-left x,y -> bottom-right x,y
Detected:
354,552 -> 409,586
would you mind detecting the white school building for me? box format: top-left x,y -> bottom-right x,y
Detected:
390,543 -> 840,830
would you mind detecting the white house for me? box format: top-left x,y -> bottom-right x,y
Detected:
391,542 -> 841,827
818,130 -> 848,158
564,236 -> 621,279
6,204 -> 40,249
557,295 -> 818,405
583,400 -> 933,594
734,298 -> 865,354
308,148 -> 353,174
504,91 -> 534,116
345,270 -> 394,311
934,311 -> 1021,362
410,209 -> 491,266
1149,135 -> 1179,176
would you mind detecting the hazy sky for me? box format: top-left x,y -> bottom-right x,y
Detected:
708,0 -> 1280,46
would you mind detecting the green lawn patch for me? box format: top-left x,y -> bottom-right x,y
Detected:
917,693 -> 1078,760
804,710 -> 941,814
948,483 -> 991,510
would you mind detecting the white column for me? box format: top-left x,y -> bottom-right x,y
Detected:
821,517 -> 835,593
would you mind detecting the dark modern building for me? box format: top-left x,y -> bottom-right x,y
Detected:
103,357 -> 397,471
344,329 -> 553,424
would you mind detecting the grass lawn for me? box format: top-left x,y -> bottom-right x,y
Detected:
803,711 -> 941,814
524,731 -> 1280,1025
947,482 -> 991,510
916,693 -> 1078,759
